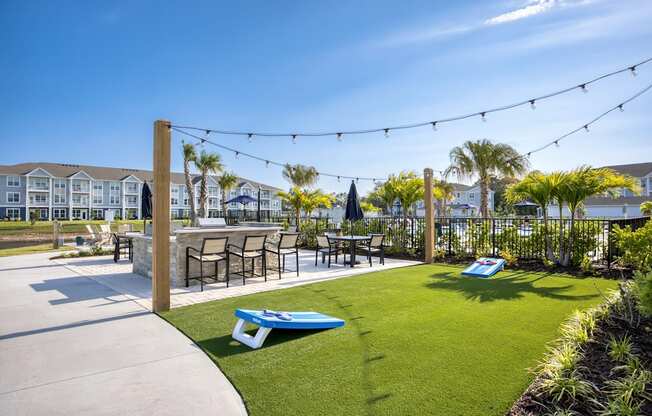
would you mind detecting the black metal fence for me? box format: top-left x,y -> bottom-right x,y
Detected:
221,212 -> 649,265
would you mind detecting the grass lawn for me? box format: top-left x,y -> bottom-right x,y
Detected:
0,243 -> 74,257
161,264 -> 617,416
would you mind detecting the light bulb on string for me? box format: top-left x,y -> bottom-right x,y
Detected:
530,100 -> 536,110
584,125 -> 590,132
618,104 -> 624,112
248,133 -> 253,143
292,134 -> 297,144
356,178 -> 359,184
630,66 -> 637,76
235,151 -> 240,159
384,128 -> 390,138
431,122 -> 438,131
337,176 -> 341,183
336,133 -> 343,142
480,112 -> 487,122
265,160 -> 270,168
554,140 -> 560,148
580,84 -> 588,93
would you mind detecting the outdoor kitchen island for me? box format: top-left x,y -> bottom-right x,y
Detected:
131,223 -> 282,287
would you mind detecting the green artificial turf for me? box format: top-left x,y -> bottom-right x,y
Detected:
161,264 -> 617,416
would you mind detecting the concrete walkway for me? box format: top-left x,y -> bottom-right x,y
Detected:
0,252 -> 247,416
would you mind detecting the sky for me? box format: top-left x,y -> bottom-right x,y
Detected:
1,0 -> 651,194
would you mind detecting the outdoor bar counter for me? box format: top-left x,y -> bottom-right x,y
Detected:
132,223 -> 282,287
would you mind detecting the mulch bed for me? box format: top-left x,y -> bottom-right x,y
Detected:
508,296 -> 652,415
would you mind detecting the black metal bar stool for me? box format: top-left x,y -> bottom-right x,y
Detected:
186,237 -> 229,291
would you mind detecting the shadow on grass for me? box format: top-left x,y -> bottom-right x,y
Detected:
426,271 -> 600,303
198,328 -> 329,358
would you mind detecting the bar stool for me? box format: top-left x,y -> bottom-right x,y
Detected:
228,235 -> 267,285
265,232 -> 300,278
186,237 -> 229,291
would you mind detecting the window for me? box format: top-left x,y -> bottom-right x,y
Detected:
72,179 -> 88,192
125,182 -> 138,194
261,190 -> 270,199
72,208 -> 83,219
30,194 -> 48,205
171,197 -> 179,205
109,182 -> 120,204
29,177 -> 49,190
7,176 -> 20,187
126,195 -> 138,206
7,208 -> 20,219
72,194 -> 88,206
208,186 -> 218,197
469,192 -> 475,200
54,179 -> 66,204
92,182 -> 103,204
92,209 -> 104,220
456,192 -> 461,198
7,192 -> 20,203
110,182 -> 121,192
53,208 -> 67,219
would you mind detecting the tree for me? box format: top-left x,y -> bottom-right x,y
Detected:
194,151 -> 223,218
385,171 -> 424,219
217,172 -> 238,215
366,182 -> 397,215
360,201 -> 381,214
445,139 -> 528,218
301,190 -> 335,217
487,176 -> 519,214
433,179 -> 455,217
506,171 -> 558,262
641,201 -> 652,216
182,142 -> 198,225
282,164 -> 319,188
277,187 -> 304,230
558,166 -> 638,266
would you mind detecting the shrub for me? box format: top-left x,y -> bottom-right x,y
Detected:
499,248 -> 517,266
633,271 -> 652,317
607,335 -> 632,363
613,219 -> 652,272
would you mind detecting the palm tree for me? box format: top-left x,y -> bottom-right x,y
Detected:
277,187 -> 306,231
445,139 -> 528,218
217,172 -> 238,215
302,190 -> 335,217
182,142 -> 198,224
506,171 -> 557,261
282,164 -> 319,188
641,201 -> 652,216
433,179 -> 455,217
194,151 -> 224,218
386,171 -> 424,219
558,166 -> 638,266
367,183 -> 397,215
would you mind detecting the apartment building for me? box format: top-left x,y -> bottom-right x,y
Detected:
415,183 -> 495,217
0,162 -> 283,221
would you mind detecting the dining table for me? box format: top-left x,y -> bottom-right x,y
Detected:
327,235 -> 371,268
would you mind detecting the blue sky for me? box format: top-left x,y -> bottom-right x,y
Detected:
1,0 -> 651,194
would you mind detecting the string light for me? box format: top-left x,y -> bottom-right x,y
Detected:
530,100 -> 536,110
356,178 -> 359,183
171,57 -> 652,141
554,140 -> 560,147
384,128 -> 390,138
618,104 -> 624,112
292,134 -> 297,144
336,132 -> 343,142
337,176 -> 341,182
584,124 -> 589,132
235,151 -> 240,159
248,133 -> 253,142
480,112 -> 487,122
265,160 -> 270,168
431,122 -> 437,131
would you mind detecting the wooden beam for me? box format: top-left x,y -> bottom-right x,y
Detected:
423,168 -> 434,264
152,120 -> 171,312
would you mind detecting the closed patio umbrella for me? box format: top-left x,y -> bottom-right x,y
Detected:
141,182 -> 152,231
345,180 -> 364,234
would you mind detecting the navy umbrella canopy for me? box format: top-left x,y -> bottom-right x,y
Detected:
226,194 -> 257,206
345,180 -> 364,224
141,182 -> 152,219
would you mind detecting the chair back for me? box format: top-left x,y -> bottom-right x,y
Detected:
369,234 -> 385,248
243,235 -> 266,251
316,235 -> 330,248
279,233 -> 300,249
202,237 -> 228,254
100,224 -> 111,234
85,225 -> 97,236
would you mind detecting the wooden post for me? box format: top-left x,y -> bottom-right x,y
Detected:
53,220 -> 60,249
424,168 -> 434,264
152,120 -> 171,312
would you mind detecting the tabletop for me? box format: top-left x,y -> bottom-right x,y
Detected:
328,235 -> 371,241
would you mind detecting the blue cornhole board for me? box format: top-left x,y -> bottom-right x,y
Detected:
461,257 -> 506,278
232,309 -> 345,349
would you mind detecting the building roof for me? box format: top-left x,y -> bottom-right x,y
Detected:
583,196 -> 652,206
0,162 -> 283,192
451,183 -> 472,191
601,162 -> 652,177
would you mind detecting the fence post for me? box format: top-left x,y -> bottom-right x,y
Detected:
448,218 -> 452,256
423,168 -> 434,263
52,220 -> 60,249
607,220 -> 613,269
492,219 -> 496,257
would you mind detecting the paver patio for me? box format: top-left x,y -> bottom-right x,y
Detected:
55,250 -> 419,309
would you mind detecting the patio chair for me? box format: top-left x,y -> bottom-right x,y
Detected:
117,223 -> 133,233
315,235 -> 343,268
186,237 -> 229,291
228,235 -> 267,285
358,233 -> 386,266
112,233 -> 132,262
98,224 -> 112,246
265,232 -> 300,279
84,225 -> 100,245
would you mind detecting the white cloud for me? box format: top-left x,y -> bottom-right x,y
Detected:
485,0 -> 558,25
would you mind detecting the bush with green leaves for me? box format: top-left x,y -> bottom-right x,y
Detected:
613,219 -> 652,272
633,271 -> 652,317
